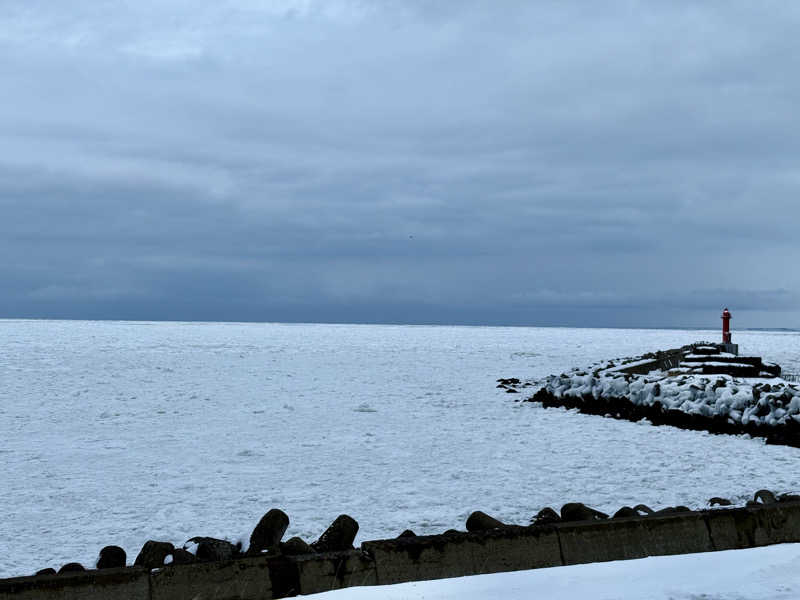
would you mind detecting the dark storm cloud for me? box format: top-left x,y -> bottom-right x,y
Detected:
2,1 -> 800,327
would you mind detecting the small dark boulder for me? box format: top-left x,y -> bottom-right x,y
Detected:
134,541 -> 175,569
506,388 -> 519,394
170,548 -> 197,565
709,497 -> 732,507
613,506 -> 639,519
58,563 -> 85,574
398,530 -> 417,538
248,509 -> 290,555
35,568 -> 56,576
561,503 -> 609,522
466,511 -> 505,532
96,545 -> 126,569
312,515 -> 359,553
754,490 -> 777,504
443,529 -> 460,535
530,507 -> 561,525
633,504 -> 654,515
187,537 -> 240,562
779,493 -> 800,503
281,537 -> 313,556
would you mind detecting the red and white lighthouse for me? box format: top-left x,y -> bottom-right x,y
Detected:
721,308 -> 732,344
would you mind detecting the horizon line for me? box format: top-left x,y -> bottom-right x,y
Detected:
0,316 -> 797,333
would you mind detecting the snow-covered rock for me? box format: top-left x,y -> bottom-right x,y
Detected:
530,343 -> 800,432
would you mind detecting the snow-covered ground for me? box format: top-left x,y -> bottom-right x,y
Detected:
2,320 -> 800,577
306,544 -> 800,600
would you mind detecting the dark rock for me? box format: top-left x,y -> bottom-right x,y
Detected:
312,514 -> 359,553
709,497 -> 732,507
35,568 -> 56,576
505,388 -> 519,393
170,548 -> 197,565
248,509 -> 290,555
58,563 -> 85,574
443,529 -> 460,535
398,530 -> 417,538
466,510 -> 505,532
530,507 -> 561,525
96,545 -> 126,569
754,490 -> 777,504
281,537 -> 313,556
134,541 -> 175,569
779,493 -> 800,503
560,503 -> 609,522
613,506 -> 639,519
633,504 -> 654,515
654,506 -> 692,515
187,537 -> 240,562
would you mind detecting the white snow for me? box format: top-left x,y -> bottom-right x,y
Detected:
304,544 -> 800,600
2,321 -> 800,577
543,349 -> 800,427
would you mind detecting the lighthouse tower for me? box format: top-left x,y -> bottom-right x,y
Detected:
721,308 -> 738,355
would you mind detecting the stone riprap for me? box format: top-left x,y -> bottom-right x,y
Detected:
512,342 -> 800,446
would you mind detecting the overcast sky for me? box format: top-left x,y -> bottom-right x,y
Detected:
2,1 -> 799,328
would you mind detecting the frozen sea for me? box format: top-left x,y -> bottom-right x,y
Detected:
2,320 -> 800,577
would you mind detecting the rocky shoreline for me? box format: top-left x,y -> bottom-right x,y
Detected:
505,342 -> 800,447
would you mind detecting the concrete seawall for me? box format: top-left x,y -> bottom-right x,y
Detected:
4,502 -> 800,599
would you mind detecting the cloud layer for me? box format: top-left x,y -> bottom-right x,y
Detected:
2,1 -> 799,327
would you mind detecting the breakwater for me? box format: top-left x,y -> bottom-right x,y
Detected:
4,493 -> 800,599
511,342 -> 800,447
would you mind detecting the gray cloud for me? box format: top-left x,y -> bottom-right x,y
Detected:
2,1 -> 800,327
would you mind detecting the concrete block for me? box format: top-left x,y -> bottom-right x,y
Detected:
639,513 -> 713,556
557,517 -> 649,565
557,512 -> 712,566
150,550 -> 376,600
150,556 -> 276,600
705,502 -> 800,551
704,508 -> 751,550
363,526 -> 562,586
293,550 -> 377,596
0,567 -> 148,600
747,502 -> 800,546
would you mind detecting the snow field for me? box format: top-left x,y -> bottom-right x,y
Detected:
1,321 -> 800,577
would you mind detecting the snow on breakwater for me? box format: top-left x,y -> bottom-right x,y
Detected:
526,342 -> 800,441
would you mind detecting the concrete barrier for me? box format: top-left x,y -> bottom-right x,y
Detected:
363,526 -> 562,585
0,567 -> 148,600
704,501 -> 800,551
555,513 -> 713,565
291,550 -> 376,596
149,550 -> 376,600
6,502 -> 800,599
150,556 -> 275,600
557,517 -> 650,565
